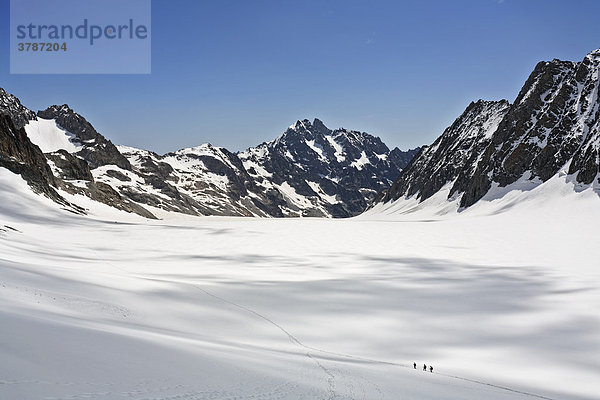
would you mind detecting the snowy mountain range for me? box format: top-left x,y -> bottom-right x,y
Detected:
2,49 -> 600,400
2,49 -> 600,220
0,88 -> 419,218
376,48 -> 600,210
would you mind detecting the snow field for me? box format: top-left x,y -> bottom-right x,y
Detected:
0,169 -> 599,399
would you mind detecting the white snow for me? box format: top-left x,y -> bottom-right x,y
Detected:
91,164 -> 177,202
481,104 -> 508,139
305,139 -> 326,161
162,147 -> 234,193
350,150 -> 370,170
325,135 -> 345,162
284,150 -> 295,161
24,118 -> 82,153
243,159 -> 273,178
174,144 -> 238,171
306,181 -> 338,204
116,144 -> 274,217
0,166 -> 599,400
276,181 -> 313,209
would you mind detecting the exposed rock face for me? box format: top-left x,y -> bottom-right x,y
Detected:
2,88 -> 420,218
113,145 -> 277,217
0,114 -> 62,202
239,119 -> 420,217
0,88 -> 36,129
380,100 -> 510,203
38,105 -> 131,170
46,150 -> 94,181
389,147 -> 422,170
380,49 -> 600,209
0,91 -> 157,218
0,113 -> 157,218
104,123 -> 417,218
567,51 -> 600,184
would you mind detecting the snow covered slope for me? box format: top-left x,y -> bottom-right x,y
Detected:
114,144 -> 274,216
240,118 -> 419,217
1,90 -> 418,218
378,99 -> 511,203
25,117 -> 82,153
1,168 -> 599,400
379,48 -> 600,210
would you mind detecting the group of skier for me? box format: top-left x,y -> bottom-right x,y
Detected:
414,362 -> 433,373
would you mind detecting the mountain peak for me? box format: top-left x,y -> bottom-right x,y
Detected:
37,103 -> 131,170
287,118 -> 331,134
40,104 -> 75,116
238,119 -> 421,217
2,88 -> 422,220
585,48 -> 600,60
0,87 -> 37,129
379,48 -> 600,210
469,99 -> 510,108
288,119 -> 312,131
312,118 -> 331,135
174,142 -> 219,155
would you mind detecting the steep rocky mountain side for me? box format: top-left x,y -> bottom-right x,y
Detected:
1,89 -> 419,218
379,48 -> 600,208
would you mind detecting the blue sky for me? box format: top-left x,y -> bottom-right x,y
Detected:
1,0 -> 599,154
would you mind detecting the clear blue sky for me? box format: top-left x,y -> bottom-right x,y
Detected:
1,0 -> 599,154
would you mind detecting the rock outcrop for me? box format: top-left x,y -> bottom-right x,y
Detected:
2,89 -> 419,218
379,49 -> 600,209
240,118 -> 420,217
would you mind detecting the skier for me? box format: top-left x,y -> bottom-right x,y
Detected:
429,365 -> 433,373
423,364 -> 427,371
413,362 -> 417,369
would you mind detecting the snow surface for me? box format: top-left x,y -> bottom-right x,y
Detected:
276,181 -> 314,209
24,118 -> 82,153
1,167 -> 599,400
306,181 -> 338,204
305,139 -> 326,161
350,151 -> 370,170
325,135 -> 345,162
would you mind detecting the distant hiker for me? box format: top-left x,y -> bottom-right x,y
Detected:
429,365 -> 433,373
423,364 -> 427,371
413,362 -> 417,369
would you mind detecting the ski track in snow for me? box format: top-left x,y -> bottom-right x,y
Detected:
0,237 -> 586,400
0,238 -> 578,400
191,282 -> 377,400
1,169 -> 599,400
101,259 -> 374,400
191,282 -> 556,400
80,257 -> 558,400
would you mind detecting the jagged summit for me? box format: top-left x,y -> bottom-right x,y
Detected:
287,118 -> 327,130
1,92 -> 420,218
288,118 -> 311,131
277,118 -> 331,149
378,48 -> 600,210
586,48 -> 600,57
0,87 -> 37,129
469,99 -> 510,108
38,104 -> 131,170
240,118 -> 420,217
43,104 -> 73,113
379,99 -> 511,204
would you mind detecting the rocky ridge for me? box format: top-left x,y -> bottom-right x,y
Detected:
379,49 -> 600,208
240,118 -> 419,216
0,89 -> 418,218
